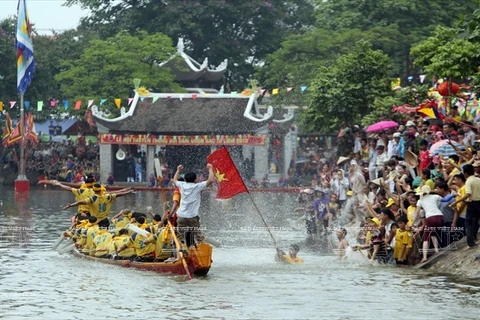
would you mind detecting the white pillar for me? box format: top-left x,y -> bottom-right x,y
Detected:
99,144 -> 113,183
283,125 -> 298,176
254,129 -> 269,179
146,145 -> 155,177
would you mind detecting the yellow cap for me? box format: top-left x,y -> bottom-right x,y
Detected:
347,190 -> 353,196
386,198 -> 396,208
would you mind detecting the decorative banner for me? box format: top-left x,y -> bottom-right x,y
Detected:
179,95 -> 183,101
50,100 -> 57,107
100,99 -> 107,106
63,100 -> 69,110
0,102 -> 3,111
420,75 -> 426,83
407,76 -> 414,82
287,87 -> 293,92
192,94 -> 197,100
10,101 -> 16,108
260,89 -> 266,95
37,101 -> 43,111
300,86 -> 307,92
128,98 -> 133,105
140,97 -> 145,102
24,101 -> 30,110
87,99 -> 94,108
99,133 -> 267,146
152,96 -> 159,103
272,88 -> 279,95
114,99 -> 121,108
74,100 -> 82,110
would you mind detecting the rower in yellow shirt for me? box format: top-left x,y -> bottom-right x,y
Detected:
114,216 -> 156,262
92,227 -> 113,257
276,244 -> 304,264
78,216 -> 99,255
64,183 -> 134,228
111,209 -> 133,235
109,229 -> 136,259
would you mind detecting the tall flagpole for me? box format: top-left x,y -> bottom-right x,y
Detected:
18,93 -> 26,180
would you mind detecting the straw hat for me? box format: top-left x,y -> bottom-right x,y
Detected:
337,156 -> 349,165
416,185 -> 431,197
405,150 -> 419,167
371,178 -> 384,186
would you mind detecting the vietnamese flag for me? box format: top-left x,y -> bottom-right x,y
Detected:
207,147 -> 248,199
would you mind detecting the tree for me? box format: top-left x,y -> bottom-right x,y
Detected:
0,18 -> 18,103
54,31 -> 182,118
66,0 -> 315,89
302,41 -> 391,132
411,26 -> 480,79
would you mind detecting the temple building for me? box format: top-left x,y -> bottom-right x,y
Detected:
92,39 -> 295,183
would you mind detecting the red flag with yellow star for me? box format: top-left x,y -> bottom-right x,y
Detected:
207,147 -> 248,199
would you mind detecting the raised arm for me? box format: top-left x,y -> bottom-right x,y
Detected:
114,189 -> 135,198
173,165 -> 183,185
112,209 -> 130,220
206,163 -> 215,187
63,199 -> 88,210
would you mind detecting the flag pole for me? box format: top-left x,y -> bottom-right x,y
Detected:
18,93 -> 26,180
246,191 -> 279,249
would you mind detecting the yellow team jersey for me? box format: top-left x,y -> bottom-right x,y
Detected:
425,179 -> 435,191
393,229 -> 413,261
406,206 -> 415,227
153,228 -> 173,260
82,224 -> 99,254
71,188 -> 95,213
111,216 -> 131,235
86,193 -> 117,222
366,231 -> 372,244
127,232 -> 156,257
173,189 -> 181,212
149,221 -> 160,234
457,186 -> 467,218
109,235 -> 136,258
281,255 -> 304,264
92,229 -> 113,257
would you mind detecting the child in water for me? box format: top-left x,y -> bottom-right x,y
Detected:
336,228 -> 349,260
276,244 -> 304,264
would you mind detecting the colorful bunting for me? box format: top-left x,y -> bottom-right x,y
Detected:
114,99 -> 121,108
63,100 -> 69,110
287,87 -> 293,92
10,101 -> 16,108
272,88 -> 279,95
37,101 -> 43,111
24,101 -> 30,110
419,75 -> 426,84
300,86 -> 307,93
152,96 -> 159,104
128,98 -> 133,105
74,100 -> 82,110
192,94 -> 197,100
260,89 -> 266,95
50,100 -> 57,107
87,99 -> 94,108
0,102 -> 3,111
140,97 -> 145,102
100,99 -> 107,106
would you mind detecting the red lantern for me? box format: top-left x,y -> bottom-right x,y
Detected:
437,82 -> 459,97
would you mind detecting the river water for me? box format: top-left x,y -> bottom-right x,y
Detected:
1,187 -> 479,320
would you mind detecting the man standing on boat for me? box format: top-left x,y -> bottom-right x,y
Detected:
173,163 -> 215,246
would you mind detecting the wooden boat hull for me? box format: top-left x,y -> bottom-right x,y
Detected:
71,243 -> 212,277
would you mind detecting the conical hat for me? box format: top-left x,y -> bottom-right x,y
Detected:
337,156 -> 349,165
370,178 -> 384,186
405,150 -> 419,167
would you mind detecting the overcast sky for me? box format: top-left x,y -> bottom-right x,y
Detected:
0,0 -> 88,34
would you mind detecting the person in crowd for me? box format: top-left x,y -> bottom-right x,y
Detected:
173,163 -> 215,246
394,215 -> 412,266
276,244 -> 304,264
106,172 -> 115,186
451,174 -> 467,239
368,139 -> 378,181
125,153 -> 136,182
435,181 -> 456,247
336,228 -> 349,260
331,169 -> 349,209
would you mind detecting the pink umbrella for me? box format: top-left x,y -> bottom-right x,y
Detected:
366,121 -> 399,133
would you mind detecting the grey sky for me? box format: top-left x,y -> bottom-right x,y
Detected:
0,0 -> 89,34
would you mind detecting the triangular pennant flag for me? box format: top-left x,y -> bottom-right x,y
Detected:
10,101 -> 16,108
100,99 -> 107,106
50,100 -> 57,107
179,95 -> 184,101
0,102 -> 3,111
204,93 -> 210,97
37,101 -> 43,111
287,87 -> 293,92
272,88 -> 279,95
63,100 -> 69,110
419,75 -> 426,83
260,89 -> 266,95
140,97 -> 145,102
407,76 -> 414,82
24,101 -> 30,110
152,96 -> 159,104
75,100 -> 82,110
300,86 -> 307,92
167,95 -> 172,99
231,91 -> 237,96
114,99 -> 121,108
128,98 -> 133,105
192,94 -> 197,100
88,99 -> 94,108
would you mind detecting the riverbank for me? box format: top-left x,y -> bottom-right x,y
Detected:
416,235 -> 480,278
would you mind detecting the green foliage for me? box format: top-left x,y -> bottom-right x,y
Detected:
66,0 -> 316,89
411,26 -> 480,78
54,31 -> 183,118
302,41 -> 391,132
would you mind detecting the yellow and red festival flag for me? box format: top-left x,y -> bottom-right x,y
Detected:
7,119 -> 24,146
16,0 -> 36,94
2,112 -> 13,146
207,147 -> 248,199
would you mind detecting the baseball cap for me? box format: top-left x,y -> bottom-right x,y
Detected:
406,120 -> 415,127
366,217 -> 381,227
385,198 -> 396,208
393,132 -> 401,138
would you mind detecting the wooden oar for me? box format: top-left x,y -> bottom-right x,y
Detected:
157,173 -> 192,280
51,233 -> 66,250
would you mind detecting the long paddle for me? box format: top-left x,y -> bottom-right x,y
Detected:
156,169 -> 192,280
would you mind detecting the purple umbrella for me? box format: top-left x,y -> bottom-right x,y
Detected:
366,121 -> 399,133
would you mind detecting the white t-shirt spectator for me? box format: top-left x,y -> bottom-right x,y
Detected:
417,194 -> 443,218
175,181 -> 207,218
